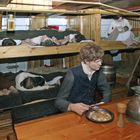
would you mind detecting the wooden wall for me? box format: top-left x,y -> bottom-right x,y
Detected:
130,17 -> 140,36
29,14 -> 46,30
67,16 -> 81,32
0,14 -> 2,31
75,13 -> 101,42
28,14 -> 46,69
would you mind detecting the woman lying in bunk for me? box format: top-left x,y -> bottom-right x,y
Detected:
15,72 -> 63,91
107,15 -> 140,47
116,26 -> 138,47
108,26 -> 139,47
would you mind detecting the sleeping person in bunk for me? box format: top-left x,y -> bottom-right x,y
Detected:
22,35 -> 69,46
108,26 -> 138,47
15,72 -> 63,91
116,26 -> 138,47
0,86 -> 18,96
108,16 -> 133,61
22,34 -> 86,47
108,15 -> 132,37
108,16 -> 139,47
0,33 -> 86,47
0,38 -> 21,46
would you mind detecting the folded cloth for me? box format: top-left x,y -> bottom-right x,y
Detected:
47,76 -> 63,85
16,72 -> 63,91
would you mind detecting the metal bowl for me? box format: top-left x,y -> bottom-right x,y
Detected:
131,86 -> 140,95
126,96 -> 140,125
85,106 -> 114,123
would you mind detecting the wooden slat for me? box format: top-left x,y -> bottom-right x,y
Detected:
94,14 -> 101,43
0,43 -> 84,59
0,42 -> 140,60
132,28 -> 140,31
0,14 -> 2,31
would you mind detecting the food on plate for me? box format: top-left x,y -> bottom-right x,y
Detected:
88,109 -> 112,122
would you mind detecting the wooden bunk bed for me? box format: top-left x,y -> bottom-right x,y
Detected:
1,41 -> 140,60
0,1 -> 140,60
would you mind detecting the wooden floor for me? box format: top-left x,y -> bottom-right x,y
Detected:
0,111 -> 16,140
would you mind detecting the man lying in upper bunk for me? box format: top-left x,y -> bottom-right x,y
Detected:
22,33 -> 86,47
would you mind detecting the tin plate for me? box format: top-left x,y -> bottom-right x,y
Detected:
85,106 -> 114,123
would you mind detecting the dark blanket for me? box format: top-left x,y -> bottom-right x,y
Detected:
0,71 -> 66,110
0,30 -> 82,40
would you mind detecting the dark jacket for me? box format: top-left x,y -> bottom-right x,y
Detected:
68,65 -> 99,104
55,64 -> 111,112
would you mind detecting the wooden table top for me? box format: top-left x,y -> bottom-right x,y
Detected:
15,98 -> 140,140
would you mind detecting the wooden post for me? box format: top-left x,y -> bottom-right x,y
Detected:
0,14 -> 2,31
94,14 -> 101,43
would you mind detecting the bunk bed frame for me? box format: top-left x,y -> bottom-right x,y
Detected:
0,0 -> 140,60
1,41 -> 138,60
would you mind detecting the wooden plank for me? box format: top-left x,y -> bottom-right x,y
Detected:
0,45 -> 58,59
0,43 -> 86,59
94,14 -> 101,43
0,14 -> 2,31
0,42 -> 139,60
132,28 -> 140,32
98,40 -> 140,51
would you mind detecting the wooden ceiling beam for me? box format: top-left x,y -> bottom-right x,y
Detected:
0,7 -> 79,14
53,0 -> 140,16
99,3 -> 140,16
0,0 -> 139,16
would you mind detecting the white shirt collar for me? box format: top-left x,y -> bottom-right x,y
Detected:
81,62 -> 95,80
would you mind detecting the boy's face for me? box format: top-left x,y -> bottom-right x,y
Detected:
86,59 -> 102,71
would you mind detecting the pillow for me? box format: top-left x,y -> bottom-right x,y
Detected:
30,36 -> 43,45
2,38 -> 16,46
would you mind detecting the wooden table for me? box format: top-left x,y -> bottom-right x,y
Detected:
15,98 -> 140,140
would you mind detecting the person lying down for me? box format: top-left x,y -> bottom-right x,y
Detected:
0,86 -> 18,96
15,72 -> 63,91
